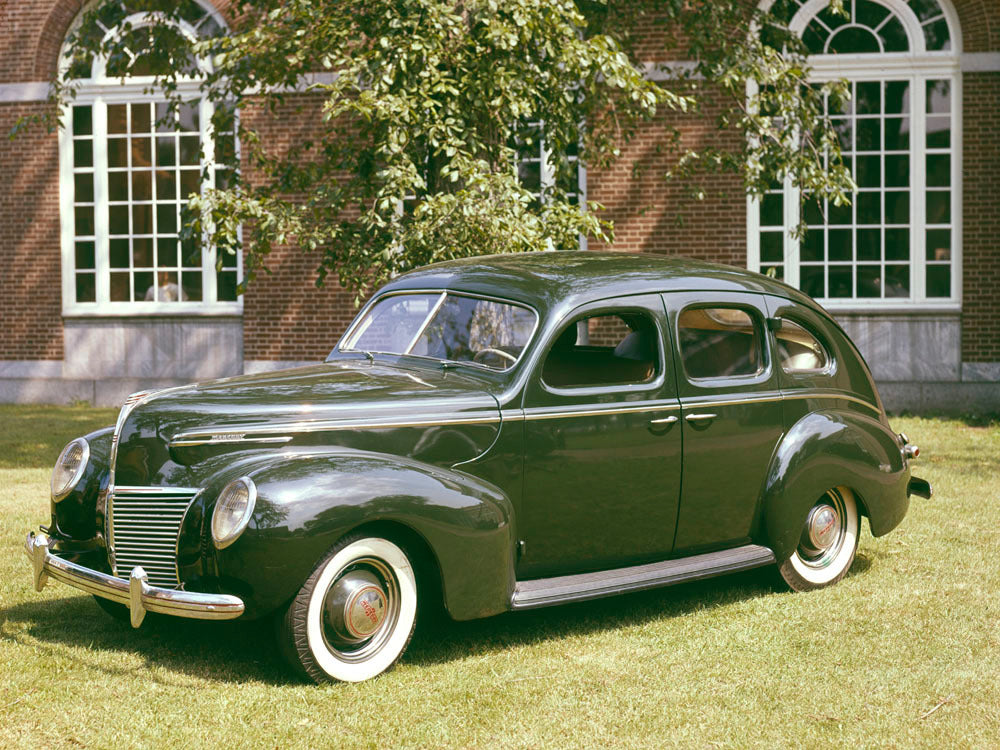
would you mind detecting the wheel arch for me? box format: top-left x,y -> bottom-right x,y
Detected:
760,409 -> 910,562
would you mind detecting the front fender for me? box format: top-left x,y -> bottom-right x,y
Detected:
761,410 -> 909,562
213,448 -> 515,621
51,426 -> 113,541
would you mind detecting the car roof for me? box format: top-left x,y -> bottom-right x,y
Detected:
380,251 -> 825,317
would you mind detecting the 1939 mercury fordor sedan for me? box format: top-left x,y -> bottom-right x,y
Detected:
26,252 -> 931,683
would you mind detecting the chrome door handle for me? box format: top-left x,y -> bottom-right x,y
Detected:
685,413 -> 717,423
649,416 -> 679,426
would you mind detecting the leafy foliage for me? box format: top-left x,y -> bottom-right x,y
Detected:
25,0 -> 854,298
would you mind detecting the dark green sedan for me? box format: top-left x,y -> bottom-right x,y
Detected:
26,251 -> 931,683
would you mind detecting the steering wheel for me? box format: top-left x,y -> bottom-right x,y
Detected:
473,347 -> 517,365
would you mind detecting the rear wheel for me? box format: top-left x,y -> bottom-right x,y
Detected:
277,534 -> 418,683
779,487 -> 859,591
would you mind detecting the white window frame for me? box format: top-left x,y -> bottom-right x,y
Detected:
518,120 -> 589,251
748,0 -> 962,312
58,5 -> 241,317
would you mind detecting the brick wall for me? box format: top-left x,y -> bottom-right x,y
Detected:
0,101 -> 63,360
961,72 -> 1000,363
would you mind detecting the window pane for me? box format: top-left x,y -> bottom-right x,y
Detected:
75,272 -> 96,303
775,319 -> 828,372
133,237 -> 153,267
74,173 -> 94,203
152,271 -> 183,302
828,266 -> 852,298
761,194 -> 782,226
801,230 -> 824,262
926,81 -> 951,114
879,16 -> 908,52
109,204 -> 129,235
108,104 -> 128,134
678,307 -> 760,379
857,265 -> 881,297
923,18 -> 951,52
829,228 -> 852,261
179,135 -> 201,165
133,204 -> 153,234
109,171 -> 128,202
157,238 -> 179,266
885,81 -> 910,115
855,155 -> 880,188
926,191 -> 950,224
110,272 -> 130,301
157,204 -> 178,234
134,272 -> 154,302
180,169 -> 201,197
926,265 -> 950,297
856,119 -> 879,151
132,170 -> 152,201
156,136 -> 177,166
858,191 -> 880,225
217,271 -> 238,301
75,206 -> 94,236
885,191 -> 909,224
800,266 -> 824,298
857,228 -> 880,260
182,271 -> 203,300
761,231 -> 783,262
829,202 -> 851,225
110,239 -> 130,268
885,155 -> 908,188
926,154 -> 950,187
108,138 -> 128,168
132,137 -> 152,168
926,229 -> 950,261
72,106 -> 93,136
75,241 -> 96,269
884,264 -> 910,296
156,170 -> 177,200
926,116 -> 950,148
131,103 -> 152,133
179,101 -> 200,132
73,139 -> 93,168
885,228 -> 909,261
856,82 -> 881,115
884,118 -> 910,151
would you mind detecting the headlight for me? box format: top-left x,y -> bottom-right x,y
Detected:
211,477 -> 257,549
51,438 -> 90,502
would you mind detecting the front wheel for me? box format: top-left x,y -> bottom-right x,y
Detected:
779,487 -> 860,592
277,534 -> 418,683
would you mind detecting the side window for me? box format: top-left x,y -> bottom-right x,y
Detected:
542,312 -> 659,388
678,306 -> 762,380
774,318 -> 830,373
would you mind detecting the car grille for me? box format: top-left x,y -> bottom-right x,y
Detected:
108,486 -> 200,589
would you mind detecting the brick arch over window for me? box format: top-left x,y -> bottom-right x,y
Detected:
750,0 -> 963,309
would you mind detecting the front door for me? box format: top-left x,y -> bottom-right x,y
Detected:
518,295 -> 682,578
664,291 -> 786,555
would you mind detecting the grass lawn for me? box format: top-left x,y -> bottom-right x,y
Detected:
1,404 -> 998,748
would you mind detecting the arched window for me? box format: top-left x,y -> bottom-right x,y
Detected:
750,0 -> 960,307
59,1 -> 239,314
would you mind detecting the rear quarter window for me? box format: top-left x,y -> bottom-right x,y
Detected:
774,318 -> 830,374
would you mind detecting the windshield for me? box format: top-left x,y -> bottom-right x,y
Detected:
340,292 -> 537,371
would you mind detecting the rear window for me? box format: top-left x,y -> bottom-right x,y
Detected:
678,306 -> 763,380
774,318 -> 830,373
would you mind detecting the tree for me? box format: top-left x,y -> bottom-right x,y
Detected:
25,0 -> 853,300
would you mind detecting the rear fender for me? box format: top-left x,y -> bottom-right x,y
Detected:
762,411 -> 909,562
213,449 -> 515,621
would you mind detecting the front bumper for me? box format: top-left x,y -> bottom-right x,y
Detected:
25,531 -> 244,627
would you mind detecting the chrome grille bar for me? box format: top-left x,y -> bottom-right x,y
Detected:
109,486 -> 200,589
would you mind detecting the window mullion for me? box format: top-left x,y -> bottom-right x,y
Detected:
912,75 -> 927,302
785,175 -> 801,289
201,97 -> 217,304
93,98 -> 111,305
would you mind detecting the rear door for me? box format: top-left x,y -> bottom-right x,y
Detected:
664,291 -> 786,554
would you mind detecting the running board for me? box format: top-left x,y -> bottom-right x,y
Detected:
511,544 -> 776,611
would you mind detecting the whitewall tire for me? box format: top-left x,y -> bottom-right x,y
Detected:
779,487 -> 860,592
278,534 -> 418,683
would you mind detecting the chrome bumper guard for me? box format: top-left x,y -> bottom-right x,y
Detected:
25,532 -> 245,628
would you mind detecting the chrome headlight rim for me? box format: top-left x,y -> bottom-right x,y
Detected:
211,476 -> 257,550
51,437 -> 90,503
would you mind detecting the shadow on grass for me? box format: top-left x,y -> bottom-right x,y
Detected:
0,564 -> 819,686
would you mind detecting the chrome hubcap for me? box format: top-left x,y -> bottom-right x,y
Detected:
321,557 -> 400,661
797,491 -> 848,569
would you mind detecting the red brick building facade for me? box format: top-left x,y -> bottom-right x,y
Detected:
0,0 -> 997,411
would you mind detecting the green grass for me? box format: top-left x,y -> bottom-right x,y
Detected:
1,405 -> 998,748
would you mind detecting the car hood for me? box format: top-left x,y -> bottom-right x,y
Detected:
113,361 -> 503,486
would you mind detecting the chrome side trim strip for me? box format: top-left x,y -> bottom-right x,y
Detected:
170,413 -> 503,447
25,532 -> 245,625
170,435 -> 293,448
511,402 -> 681,422
781,391 -> 882,415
